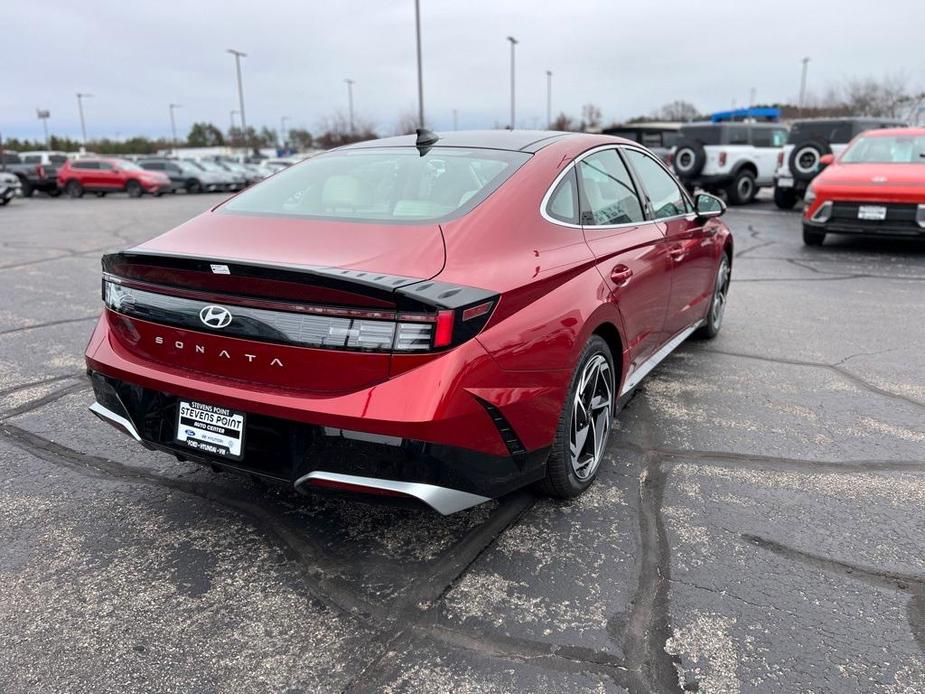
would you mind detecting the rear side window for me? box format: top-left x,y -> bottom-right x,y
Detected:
577,149 -> 644,226
680,126 -> 722,145
142,162 -> 163,170
545,168 -> 579,224
22,155 -> 41,164
624,149 -> 690,219
72,161 -> 98,170
50,155 -> 67,165
751,128 -> 788,147
788,121 -> 854,144
726,127 -> 749,145
221,146 -> 530,223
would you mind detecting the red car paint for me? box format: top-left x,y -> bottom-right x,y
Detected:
58,157 -> 171,197
85,131 -> 733,512
803,128 -> 925,241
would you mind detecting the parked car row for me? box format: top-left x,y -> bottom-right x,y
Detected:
0,150 -> 306,204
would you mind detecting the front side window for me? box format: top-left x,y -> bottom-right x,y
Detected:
577,149 -> 644,226
23,155 -> 41,164
546,168 -> 579,224
726,127 -> 749,145
72,161 -> 98,170
98,162 -> 114,171
625,149 -> 689,219
841,135 -> 925,164
680,126 -> 722,146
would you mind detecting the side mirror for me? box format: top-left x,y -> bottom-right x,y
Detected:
695,193 -> 726,219
819,153 -> 835,169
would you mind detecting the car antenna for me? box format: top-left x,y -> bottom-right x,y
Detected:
415,128 -> 439,156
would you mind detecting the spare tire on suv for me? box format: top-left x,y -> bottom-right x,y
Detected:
672,138 -> 707,179
788,139 -> 832,182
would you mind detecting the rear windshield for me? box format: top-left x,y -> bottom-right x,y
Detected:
221,146 -> 531,223
679,126 -> 722,145
841,135 -> 925,164
787,121 -> 854,145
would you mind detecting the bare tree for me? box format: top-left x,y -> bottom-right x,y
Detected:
550,112 -> 577,131
394,108 -> 428,135
315,111 -> 377,149
655,100 -> 701,122
580,103 -> 603,130
841,73 -> 910,118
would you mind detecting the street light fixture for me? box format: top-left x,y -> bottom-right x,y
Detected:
506,36 -> 518,129
36,109 -> 51,147
169,103 -> 182,154
227,49 -> 248,148
345,78 -> 355,134
76,93 -> 93,146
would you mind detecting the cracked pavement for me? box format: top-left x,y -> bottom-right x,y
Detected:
0,193 -> 923,693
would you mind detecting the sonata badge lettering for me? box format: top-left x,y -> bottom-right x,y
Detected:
199,305 -> 233,329
153,336 -> 285,367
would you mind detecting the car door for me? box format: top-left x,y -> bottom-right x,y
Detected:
575,147 -> 672,375
622,147 -> 718,337
96,161 -> 121,189
750,127 -> 788,184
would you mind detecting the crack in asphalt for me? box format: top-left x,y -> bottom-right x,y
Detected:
0,380 -> 87,422
0,315 -> 98,337
695,347 -> 925,409
742,533 -> 925,653
0,372 -> 83,399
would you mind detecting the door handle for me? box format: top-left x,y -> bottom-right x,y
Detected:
668,244 -> 685,262
610,264 -> 633,286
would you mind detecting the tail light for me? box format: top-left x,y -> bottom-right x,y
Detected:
777,151 -> 784,167
718,151 -> 727,167
36,165 -> 46,179
102,275 -> 497,354
665,152 -> 674,166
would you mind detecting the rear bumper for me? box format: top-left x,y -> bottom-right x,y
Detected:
85,314 -> 567,510
88,370 -> 550,511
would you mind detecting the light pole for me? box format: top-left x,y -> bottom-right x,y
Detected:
76,93 -> 93,146
227,49 -> 248,148
506,36 -> 518,129
414,0 -> 424,128
280,116 -> 290,149
230,109 -> 239,132
546,70 -> 552,129
798,57 -> 810,114
453,109 -> 458,131
169,103 -> 182,154
345,78 -> 355,134
36,109 -> 50,147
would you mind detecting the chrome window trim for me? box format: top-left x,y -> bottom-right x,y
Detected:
540,143 -> 696,230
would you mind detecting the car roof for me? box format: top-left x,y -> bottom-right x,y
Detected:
340,129 -> 578,153
683,121 -> 784,129
790,117 -> 906,125
853,127 -> 925,137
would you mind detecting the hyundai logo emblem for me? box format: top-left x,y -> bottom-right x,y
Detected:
199,305 -> 233,329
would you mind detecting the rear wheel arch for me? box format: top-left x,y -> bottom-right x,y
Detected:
732,160 -> 758,178
591,321 -> 625,393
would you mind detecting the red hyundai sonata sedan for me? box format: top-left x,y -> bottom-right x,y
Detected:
86,130 -> 733,513
803,127 -> 925,245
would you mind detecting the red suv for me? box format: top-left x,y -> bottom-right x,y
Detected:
58,157 -> 172,198
86,130 -> 733,513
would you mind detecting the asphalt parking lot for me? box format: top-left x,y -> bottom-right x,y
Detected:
1,192 -> 923,694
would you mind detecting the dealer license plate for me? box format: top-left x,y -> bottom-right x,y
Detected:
175,400 -> 245,461
858,205 -> 887,221
777,177 -> 794,188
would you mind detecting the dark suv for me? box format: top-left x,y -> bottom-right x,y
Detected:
601,123 -> 680,164
773,117 -> 906,209
138,159 -> 209,193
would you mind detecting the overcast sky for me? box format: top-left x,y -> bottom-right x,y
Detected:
4,0 -> 923,142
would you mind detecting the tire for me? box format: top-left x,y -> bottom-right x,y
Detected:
725,169 -> 757,205
126,180 -> 143,198
65,180 -> 84,198
803,225 -> 826,246
48,188 -> 61,197
773,185 -> 799,210
95,192 -> 107,198
789,139 -> 831,183
19,178 -> 34,197
539,335 -> 615,498
694,253 -> 731,339
0,197 -> 10,206
673,138 -> 707,178
186,179 -> 203,194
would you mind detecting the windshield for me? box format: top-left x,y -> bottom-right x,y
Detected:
220,146 -> 531,223
841,135 -> 925,164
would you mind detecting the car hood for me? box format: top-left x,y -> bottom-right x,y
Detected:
134,211 -> 447,280
818,163 -> 925,188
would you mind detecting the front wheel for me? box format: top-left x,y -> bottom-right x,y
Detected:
65,180 -> 84,198
773,186 -> 799,210
540,336 -> 615,498
695,253 -> 731,339
803,225 -> 826,246
126,180 -> 143,198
